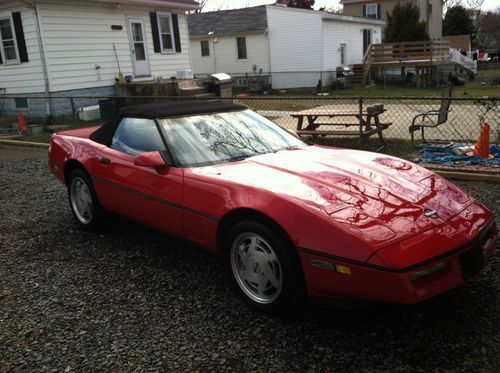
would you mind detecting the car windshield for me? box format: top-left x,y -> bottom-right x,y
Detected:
158,109 -> 306,167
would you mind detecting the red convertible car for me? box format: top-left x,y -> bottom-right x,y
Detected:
48,101 -> 497,312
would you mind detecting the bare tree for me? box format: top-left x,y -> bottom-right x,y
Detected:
442,0 -> 485,15
464,0 -> 484,11
195,0 -> 209,13
477,9 -> 500,51
442,0 -> 463,14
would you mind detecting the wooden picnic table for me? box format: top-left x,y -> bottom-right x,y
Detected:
291,104 -> 392,150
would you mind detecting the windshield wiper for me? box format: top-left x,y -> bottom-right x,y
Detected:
279,145 -> 303,151
227,151 -> 270,162
228,155 -> 252,162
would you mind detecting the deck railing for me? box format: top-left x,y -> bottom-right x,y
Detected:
450,48 -> 477,74
364,41 -> 451,64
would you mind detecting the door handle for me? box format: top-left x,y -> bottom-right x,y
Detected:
100,158 -> 111,166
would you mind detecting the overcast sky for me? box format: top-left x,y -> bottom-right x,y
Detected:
202,0 -> 499,12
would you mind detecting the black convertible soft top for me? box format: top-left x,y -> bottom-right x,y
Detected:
90,100 -> 246,145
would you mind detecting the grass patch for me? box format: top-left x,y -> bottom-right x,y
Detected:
16,132 -> 53,144
257,84 -> 500,99
8,117 -> 99,144
240,98 -> 333,112
244,69 -> 500,100
476,68 -> 500,79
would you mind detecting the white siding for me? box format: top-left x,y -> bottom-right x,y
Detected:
322,19 -> 382,71
0,3 -> 45,94
188,5 -> 383,89
39,0 -> 192,92
190,33 -> 269,76
266,6 -> 323,89
428,0 -> 442,39
266,6 -> 322,72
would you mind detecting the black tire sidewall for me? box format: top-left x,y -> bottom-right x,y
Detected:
67,169 -> 102,230
225,220 -> 303,313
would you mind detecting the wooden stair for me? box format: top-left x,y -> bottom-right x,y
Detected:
351,64 -> 365,86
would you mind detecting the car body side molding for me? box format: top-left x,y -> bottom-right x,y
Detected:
92,176 -> 220,222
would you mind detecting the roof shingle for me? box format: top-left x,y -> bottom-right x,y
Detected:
188,6 -> 268,37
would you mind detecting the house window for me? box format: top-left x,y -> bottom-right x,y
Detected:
201,40 -> 210,57
428,2 -> 432,21
0,16 -> 19,63
340,43 -> 346,65
365,4 -> 378,19
14,97 -> 28,109
236,78 -> 248,87
157,13 -> 174,51
236,37 -> 247,60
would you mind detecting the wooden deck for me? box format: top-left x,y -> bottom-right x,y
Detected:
365,41 -> 450,66
358,40 -> 476,87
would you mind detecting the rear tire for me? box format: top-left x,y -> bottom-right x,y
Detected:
67,169 -> 104,230
226,220 -> 304,313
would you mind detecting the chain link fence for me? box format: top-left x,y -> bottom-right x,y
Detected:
1,94 -> 499,160
196,70 -> 463,92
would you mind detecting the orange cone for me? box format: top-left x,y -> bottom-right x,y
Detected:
17,112 -> 28,133
467,123 -> 493,159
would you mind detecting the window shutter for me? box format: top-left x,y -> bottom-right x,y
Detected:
150,12 -> 161,53
12,12 -> 28,62
377,4 -> 381,19
362,5 -> 366,17
172,14 -> 181,53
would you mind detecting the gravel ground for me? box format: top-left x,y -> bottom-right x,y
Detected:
1,146 -> 499,372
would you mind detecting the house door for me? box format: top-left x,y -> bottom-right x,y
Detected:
127,18 -> 151,77
363,29 -> 372,55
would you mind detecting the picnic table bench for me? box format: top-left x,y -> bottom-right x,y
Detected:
291,104 -> 392,150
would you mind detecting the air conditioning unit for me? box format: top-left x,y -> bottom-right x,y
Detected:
78,105 -> 101,121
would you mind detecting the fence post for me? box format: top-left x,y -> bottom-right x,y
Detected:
70,97 -> 77,126
358,97 -> 363,150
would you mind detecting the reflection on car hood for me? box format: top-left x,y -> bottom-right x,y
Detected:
199,146 -> 473,248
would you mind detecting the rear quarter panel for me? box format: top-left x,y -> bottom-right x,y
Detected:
48,128 -> 103,184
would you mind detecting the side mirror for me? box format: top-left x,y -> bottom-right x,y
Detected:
134,151 -> 167,168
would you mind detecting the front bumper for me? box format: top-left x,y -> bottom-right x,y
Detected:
299,219 -> 497,304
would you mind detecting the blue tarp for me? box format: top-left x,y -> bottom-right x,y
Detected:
422,144 -> 500,165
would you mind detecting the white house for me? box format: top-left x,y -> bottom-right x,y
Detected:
0,0 -> 198,114
188,4 -> 384,89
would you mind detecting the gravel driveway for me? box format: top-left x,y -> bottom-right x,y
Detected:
1,145 -> 499,372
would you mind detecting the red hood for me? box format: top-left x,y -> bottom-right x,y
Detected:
196,146 -> 473,250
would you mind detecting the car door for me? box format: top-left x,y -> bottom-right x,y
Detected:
91,117 -> 183,238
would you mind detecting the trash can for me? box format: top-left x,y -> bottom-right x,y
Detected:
208,73 -> 233,97
335,65 -> 354,89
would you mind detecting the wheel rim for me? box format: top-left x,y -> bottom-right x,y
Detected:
70,176 -> 94,224
230,233 -> 283,304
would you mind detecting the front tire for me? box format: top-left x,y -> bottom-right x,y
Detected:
226,220 -> 304,313
67,169 -> 103,230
